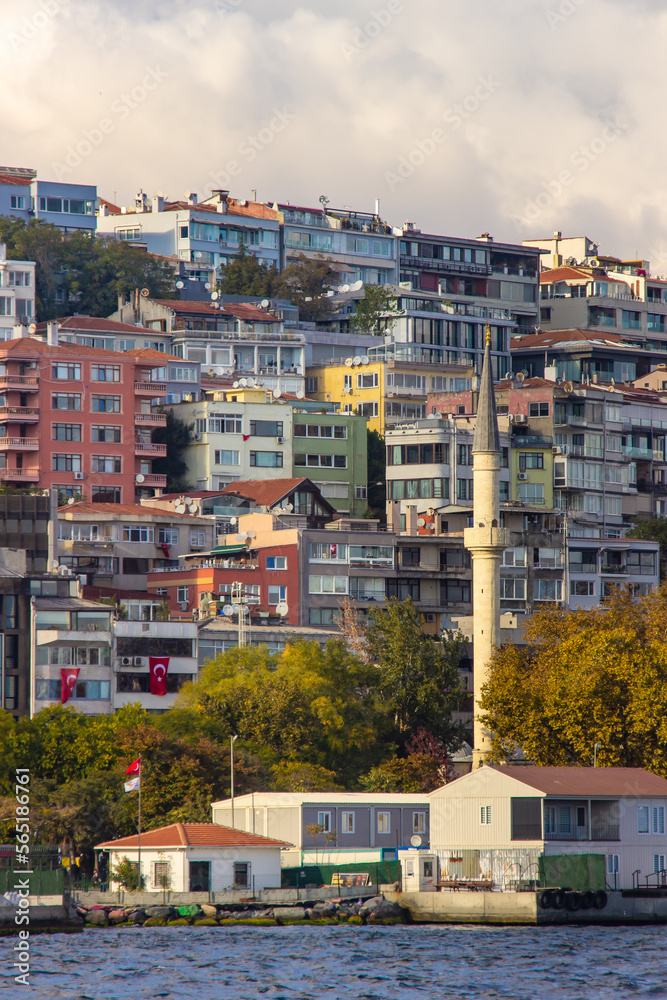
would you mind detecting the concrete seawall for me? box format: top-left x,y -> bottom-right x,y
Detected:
386,890 -> 667,925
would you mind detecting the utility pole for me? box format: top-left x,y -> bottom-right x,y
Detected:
230,734 -> 238,828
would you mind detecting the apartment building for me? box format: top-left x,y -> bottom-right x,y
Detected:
113,619 -> 199,711
0,166 -> 97,233
172,392 -> 369,516
0,245 -> 36,336
97,189 -> 281,275
0,333 -> 168,499
57,501 -> 217,591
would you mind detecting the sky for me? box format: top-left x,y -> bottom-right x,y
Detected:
3,0 -> 667,264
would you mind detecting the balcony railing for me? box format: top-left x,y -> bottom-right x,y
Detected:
134,412 -> 168,426
601,564 -> 626,575
0,437 -> 39,450
136,474 -> 167,487
0,375 -> 39,389
0,406 -> 39,420
0,468 -> 39,481
134,382 -> 167,394
134,442 -> 168,456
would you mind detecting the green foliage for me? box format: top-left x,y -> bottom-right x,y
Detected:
480,586 -> 667,774
360,754 -> 445,793
271,761 -> 342,792
366,428 -> 386,517
217,241 -> 279,296
151,409 -> 194,491
351,284 -> 400,336
274,254 -> 338,322
0,217 -> 175,320
111,855 -> 145,891
627,518 -> 667,580
365,598 -> 466,749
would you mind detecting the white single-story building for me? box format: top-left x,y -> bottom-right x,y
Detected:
429,766 -> 667,891
95,822 -> 292,893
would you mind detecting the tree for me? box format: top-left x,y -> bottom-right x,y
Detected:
627,518 -> 667,580
351,284 -> 400,336
217,241 -> 279,296
366,428 -> 386,518
479,586 -> 667,774
111,855 -> 145,891
151,409 -> 194,492
274,254 -> 339,322
365,599 -> 466,750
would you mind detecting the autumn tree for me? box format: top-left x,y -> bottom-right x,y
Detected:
479,586 -> 667,774
275,253 -> 339,322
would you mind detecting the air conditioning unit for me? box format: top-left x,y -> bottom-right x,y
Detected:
73,471 -> 84,480
513,414 -> 527,424
552,446 -> 563,455
194,433 -> 202,441
424,613 -> 436,623
518,472 -> 528,480
178,601 -> 189,611
133,656 -> 145,666
121,656 -> 132,666
276,436 -> 284,444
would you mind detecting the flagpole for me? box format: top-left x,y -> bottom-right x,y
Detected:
138,755 -> 142,891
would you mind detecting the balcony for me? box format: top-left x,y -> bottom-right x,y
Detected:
0,437 -> 39,450
0,374 -> 39,391
136,473 -> 167,487
134,381 -> 167,394
0,406 -> 39,422
134,412 -> 167,427
0,468 -> 39,481
134,441 -> 168,457
601,564 -> 627,575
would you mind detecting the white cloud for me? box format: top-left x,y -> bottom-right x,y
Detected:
4,0 -> 667,258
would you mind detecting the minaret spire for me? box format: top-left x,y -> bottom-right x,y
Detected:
464,323 -> 509,767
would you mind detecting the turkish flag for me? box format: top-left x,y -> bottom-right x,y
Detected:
149,656 -> 169,696
242,434 -> 250,441
161,543 -> 170,558
61,668 -> 80,704
125,757 -> 141,776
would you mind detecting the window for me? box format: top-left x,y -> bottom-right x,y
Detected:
249,451 -> 283,468
377,812 -> 390,834
90,425 -> 121,443
309,608 -> 337,625
519,483 -> 544,504
309,575 -> 347,595
480,806 -> 492,825
266,556 -> 287,570
653,806 -> 665,835
310,543 -> 348,562
123,525 -> 154,542
52,393 -> 81,410
341,812 -> 355,834
158,528 -> 179,545
356,401 -> 379,418
92,486 -> 121,503
233,862 -> 250,888
214,450 -> 240,465
528,402 -> 549,417
190,530 -> 206,547
357,372 -> 379,389
607,854 -> 620,875
52,454 -> 82,472
152,861 -> 171,890
169,366 -> 197,382
413,812 -> 426,835
10,195 -> 25,209
519,452 -> 544,470
205,414 -> 243,434
511,798 -> 543,840
91,365 -> 121,382
457,479 -> 473,501
52,363 -> 81,380
294,454 -> 347,469
355,485 -> 367,499
249,420 -> 283,437
638,806 -> 650,834
268,585 -> 287,605
177,586 -> 189,604
457,444 -> 473,466
316,811 -> 332,832
533,579 -> 562,601
294,423 -> 347,439
654,855 -> 666,874
502,547 -> 526,567
571,580 -> 595,596
305,377 -> 318,393
92,395 -> 121,413
52,423 -> 81,441
500,578 -> 526,600
92,455 -> 121,473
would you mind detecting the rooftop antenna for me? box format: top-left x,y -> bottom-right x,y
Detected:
319,195 -> 329,211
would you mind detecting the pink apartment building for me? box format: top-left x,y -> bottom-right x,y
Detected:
0,335 -> 167,501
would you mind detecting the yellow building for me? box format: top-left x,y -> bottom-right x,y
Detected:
306,351 -> 474,436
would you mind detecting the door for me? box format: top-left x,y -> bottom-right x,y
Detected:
189,860 -> 210,892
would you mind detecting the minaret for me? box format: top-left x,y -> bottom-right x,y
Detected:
464,325 -> 509,767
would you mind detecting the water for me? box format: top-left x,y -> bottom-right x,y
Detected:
2,924 -> 667,999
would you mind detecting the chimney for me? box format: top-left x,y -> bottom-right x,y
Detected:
375,197 -> 380,216
47,321 -> 59,346
212,189 -> 229,214
152,195 -> 165,213
187,192 -> 198,206
406,505 -> 418,536
387,500 -> 401,534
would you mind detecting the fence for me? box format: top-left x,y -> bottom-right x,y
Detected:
281,860 -> 401,889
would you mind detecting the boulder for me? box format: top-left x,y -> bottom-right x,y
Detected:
177,904 -> 202,918
200,904 -> 218,918
364,900 -> 407,923
317,903 -> 337,919
273,906 -> 307,922
108,908 -> 128,925
132,909 -> 147,924
84,908 -> 108,926
145,905 -> 174,919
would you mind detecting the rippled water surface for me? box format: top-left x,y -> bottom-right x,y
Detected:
2,924 -> 667,1000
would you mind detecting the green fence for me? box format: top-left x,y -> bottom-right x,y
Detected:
282,860 -> 401,889
0,868 -> 65,896
538,854 -> 606,892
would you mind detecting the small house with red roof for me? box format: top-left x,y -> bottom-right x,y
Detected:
95,822 -> 292,893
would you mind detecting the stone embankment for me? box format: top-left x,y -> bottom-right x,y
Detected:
77,895 -> 408,928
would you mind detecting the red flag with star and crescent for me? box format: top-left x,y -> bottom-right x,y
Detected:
61,668 -> 79,704
149,656 -> 169,696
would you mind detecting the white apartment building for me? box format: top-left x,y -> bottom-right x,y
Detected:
0,244 -> 36,337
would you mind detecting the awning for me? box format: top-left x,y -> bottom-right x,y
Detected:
209,544 -> 250,556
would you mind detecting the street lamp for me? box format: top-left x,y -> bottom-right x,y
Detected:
594,742 -> 602,767
230,735 -> 239,828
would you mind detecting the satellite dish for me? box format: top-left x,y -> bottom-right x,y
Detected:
67,497 -> 75,506
284,502 -> 293,512
28,323 -> 37,334
140,287 -> 150,297
211,291 -> 219,300
184,497 -> 192,505
205,282 -> 211,290
245,530 -> 256,539
237,532 -> 247,541
239,378 -> 248,387
223,605 -> 234,617
296,389 -> 305,399
188,503 -> 198,514
194,252 -> 202,260
261,299 -> 270,308
233,381 -> 239,388
361,356 -> 370,365
417,517 -> 425,526
515,372 -> 525,382
353,356 -> 362,365
135,473 -> 145,483
246,377 -> 255,387
410,835 -> 422,848
273,389 -> 282,399
276,602 -> 289,616
344,358 -> 353,367
351,280 -> 364,291
342,284 -> 350,292
176,280 -> 184,289
175,503 -> 186,514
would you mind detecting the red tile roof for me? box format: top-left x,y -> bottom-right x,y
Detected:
126,347 -> 184,362
220,478 -> 311,507
152,299 -> 275,322
35,316 -> 159,335
99,197 -> 122,214
59,502 -> 204,519
163,198 -> 280,222
511,328 -> 629,350
156,490 -> 227,501
490,765 -> 667,796
96,822 -> 291,850
0,174 -> 29,187
0,337 -> 152,362
540,266 -> 626,284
